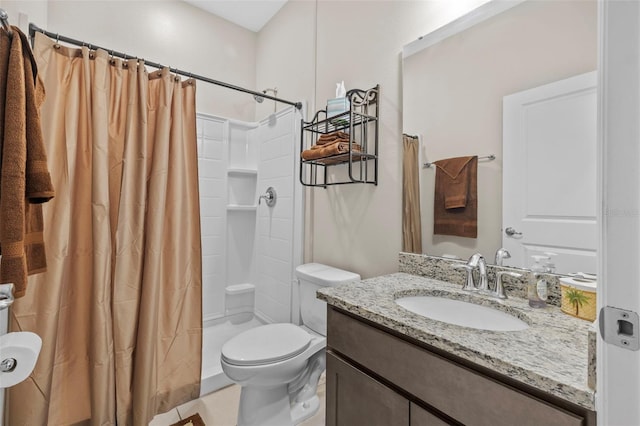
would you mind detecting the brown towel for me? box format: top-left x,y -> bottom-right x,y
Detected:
316,131 -> 349,145
301,142 -> 362,161
433,156 -> 477,238
0,27 -> 55,298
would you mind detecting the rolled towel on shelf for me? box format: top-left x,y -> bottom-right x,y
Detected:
310,139 -> 356,150
316,131 -> 350,145
301,142 -> 362,161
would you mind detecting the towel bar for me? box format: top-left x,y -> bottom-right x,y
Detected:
423,154 -> 495,168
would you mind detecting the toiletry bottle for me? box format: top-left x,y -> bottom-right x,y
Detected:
528,255 -> 548,308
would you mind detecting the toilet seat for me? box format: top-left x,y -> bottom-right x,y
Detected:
221,323 -> 311,366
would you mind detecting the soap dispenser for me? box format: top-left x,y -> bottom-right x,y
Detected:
543,252 -> 558,273
528,255 -> 548,308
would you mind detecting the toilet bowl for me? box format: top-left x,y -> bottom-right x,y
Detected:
221,263 -> 360,426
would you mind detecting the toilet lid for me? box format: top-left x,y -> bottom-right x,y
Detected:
221,323 -> 311,366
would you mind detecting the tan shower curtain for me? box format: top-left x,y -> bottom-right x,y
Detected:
402,134 -> 422,253
7,32 -> 202,425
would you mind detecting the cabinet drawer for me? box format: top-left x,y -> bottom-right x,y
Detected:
326,352 -> 409,426
327,307 -> 584,426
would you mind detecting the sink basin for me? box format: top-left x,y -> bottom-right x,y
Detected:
395,296 -> 529,331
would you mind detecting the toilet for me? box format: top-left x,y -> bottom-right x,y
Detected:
220,263 -> 360,426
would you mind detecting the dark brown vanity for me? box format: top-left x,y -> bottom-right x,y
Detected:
326,306 -> 596,425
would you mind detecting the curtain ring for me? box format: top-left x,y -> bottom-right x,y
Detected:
54,33 -> 61,49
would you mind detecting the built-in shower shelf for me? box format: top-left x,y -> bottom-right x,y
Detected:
227,205 -> 257,211
227,168 -> 257,176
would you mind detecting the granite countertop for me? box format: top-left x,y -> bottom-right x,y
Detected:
317,272 -> 595,410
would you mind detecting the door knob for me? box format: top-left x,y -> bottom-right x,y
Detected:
505,227 -> 522,237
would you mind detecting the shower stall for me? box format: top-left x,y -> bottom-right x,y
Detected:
196,106 -> 305,395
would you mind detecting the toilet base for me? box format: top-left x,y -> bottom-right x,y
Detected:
236,384 -> 321,426
291,394 -> 320,425
237,384 -> 293,426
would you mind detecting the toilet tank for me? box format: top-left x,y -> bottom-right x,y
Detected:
295,263 -> 360,336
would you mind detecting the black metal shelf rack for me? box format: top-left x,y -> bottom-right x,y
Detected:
300,85 -> 379,188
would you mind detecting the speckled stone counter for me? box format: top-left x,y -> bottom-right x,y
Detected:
318,272 -> 595,410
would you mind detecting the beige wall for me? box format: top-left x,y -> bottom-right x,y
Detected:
1,0 -> 544,279
257,0 -> 490,278
0,0 -> 48,31
2,0 -> 258,120
255,0 -> 316,119
403,0 -> 597,263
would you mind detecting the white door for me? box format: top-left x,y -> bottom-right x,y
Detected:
503,72 -> 597,273
598,1 -> 640,424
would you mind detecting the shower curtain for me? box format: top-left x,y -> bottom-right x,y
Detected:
402,134 -> 422,253
7,32 -> 202,425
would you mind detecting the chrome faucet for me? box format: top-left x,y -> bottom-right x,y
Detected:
467,253 -> 489,292
452,253 -> 523,299
452,253 -> 489,292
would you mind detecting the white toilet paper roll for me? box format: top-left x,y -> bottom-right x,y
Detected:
0,331 -> 42,388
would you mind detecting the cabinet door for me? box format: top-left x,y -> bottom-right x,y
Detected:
326,352 -> 409,426
410,403 -> 454,426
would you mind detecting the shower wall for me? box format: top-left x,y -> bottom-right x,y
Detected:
197,107 -> 303,324
256,109 -> 303,323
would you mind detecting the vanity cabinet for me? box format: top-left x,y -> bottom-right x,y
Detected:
326,306 -> 596,426
327,353 -> 410,425
299,85 -> 379,188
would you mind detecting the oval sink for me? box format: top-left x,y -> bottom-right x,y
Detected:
395,296 -> 529,332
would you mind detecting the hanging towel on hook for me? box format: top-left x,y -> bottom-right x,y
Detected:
0,26 -> 55,298
433,156 -> 477,238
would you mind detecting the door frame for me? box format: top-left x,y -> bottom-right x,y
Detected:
597,1 -> 640,424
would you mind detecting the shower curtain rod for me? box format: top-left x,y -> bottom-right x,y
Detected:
28,23 -> 303,110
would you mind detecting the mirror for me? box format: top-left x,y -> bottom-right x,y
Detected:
402,0 -> 597,270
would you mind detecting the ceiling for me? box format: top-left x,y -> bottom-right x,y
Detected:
183,0 -> 289,32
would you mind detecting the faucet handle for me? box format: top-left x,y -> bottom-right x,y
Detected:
452,264 -> 477,291
495,271 -> 522,299
258,187 -> 277,207
495,248 -> 511,266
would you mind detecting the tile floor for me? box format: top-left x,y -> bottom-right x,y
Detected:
150,378 -> 326,426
